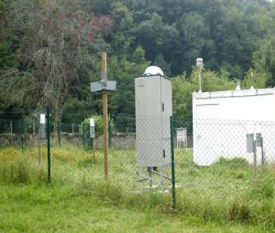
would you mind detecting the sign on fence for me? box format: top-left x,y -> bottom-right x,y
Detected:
246,133 -> 254,153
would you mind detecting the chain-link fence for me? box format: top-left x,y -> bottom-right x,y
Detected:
1,110 -> 275,217
175,118 -> 275,211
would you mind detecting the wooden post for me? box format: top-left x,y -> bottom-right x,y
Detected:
253,140 -> 257,185
102,52 -> 109,179
46,107 -> 51,183
261,137 -> 264,165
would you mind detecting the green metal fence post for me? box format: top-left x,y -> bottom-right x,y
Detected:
170,116 -> 176,209
83,122 -> 85,148
58,119 -> 61,147
21,118 -> 24,152
46,106 -> 51,183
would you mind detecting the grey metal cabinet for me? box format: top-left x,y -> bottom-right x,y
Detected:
135,74 -> 172,167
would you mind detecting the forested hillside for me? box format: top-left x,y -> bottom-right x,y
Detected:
0,0 -> 275,128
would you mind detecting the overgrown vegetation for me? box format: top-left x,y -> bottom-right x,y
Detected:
1,182 -> 269,233
1,147 -> 275,230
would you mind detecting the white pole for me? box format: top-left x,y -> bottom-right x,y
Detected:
196,58 -> 203,93
199,68 -> 202,93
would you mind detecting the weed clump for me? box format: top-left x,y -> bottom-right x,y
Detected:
0,148 -> 47,184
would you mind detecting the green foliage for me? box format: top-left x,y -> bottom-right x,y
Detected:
172,75 -> 196,131
243,68 -> 268,89
1,0 -> 275,118
134,13 -> 178,72
253,36 -> 275,87
154,52 -> 171,76
190,69 -> 237,92
173,69 -> 237,130
175,12 -> 210,73
108,2 -> 134,54
109,46 -> 150,117
0,0 -> 112,114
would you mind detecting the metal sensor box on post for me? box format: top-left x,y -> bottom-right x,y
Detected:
40,113 -> 46,139
90,118 -> 95,138
90,80 -> 117,92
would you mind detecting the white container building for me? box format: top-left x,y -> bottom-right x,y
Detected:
193,87 -> 275,166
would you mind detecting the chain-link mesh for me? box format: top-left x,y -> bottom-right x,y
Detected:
174,117 -> 275,220
0,111 -> 47,182
192,118 -> 275,165
1,111 -> 275,215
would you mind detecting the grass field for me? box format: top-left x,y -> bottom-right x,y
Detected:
0,181 -> 272,233
1,146 -> 275,232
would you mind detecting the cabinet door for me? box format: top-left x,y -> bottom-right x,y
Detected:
160,77 -> 172,139
135,76 -> 162,141
135,76 -> 161,117
160,77 -> 172,117
161,139 -> 171,165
